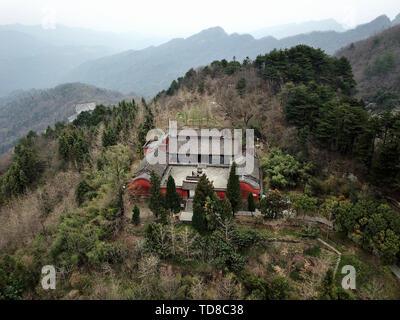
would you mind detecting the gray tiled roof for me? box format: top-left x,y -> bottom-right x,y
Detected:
134,156 -> 168,181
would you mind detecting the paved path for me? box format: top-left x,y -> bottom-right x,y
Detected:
317,238 -> 342,277
185,199 -> 193,212
389,265 -> 400,282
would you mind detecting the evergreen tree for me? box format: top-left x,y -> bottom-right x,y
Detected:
2,136 -> 44,197
149,171 -> 165,218
159,207 -> 170,225
102,126 -> 117,148
165,175 -> 181,213
248,192 -> 256,212
136,100 -> 154,155
58,135 -> 69,160
132,205 -> 140,226
76,180 -> 91,206
235,77 -> 246,96
220,197 -> 233,221
226,162 -> 241,214
192,175 -> 215,233
259,190 -> 287,219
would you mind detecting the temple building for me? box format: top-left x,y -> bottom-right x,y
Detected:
128,124 -> 262,205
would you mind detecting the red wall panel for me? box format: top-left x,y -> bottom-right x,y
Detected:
128,179 -> 151,197
240,182 -> 260,202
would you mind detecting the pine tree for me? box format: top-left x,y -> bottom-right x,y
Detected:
226,162 -> 241,214
220,197 -> 233,221
248,192 -> 256,212
159,207 -> 170,225
102,126 -> 117,148
235,77 -> 246,96
149,170 -> 165,218
132,205 -> 140,226
192,175 -> 215,233
165,175 -> 181,213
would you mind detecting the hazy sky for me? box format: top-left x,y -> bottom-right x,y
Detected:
1,0 -> 399,37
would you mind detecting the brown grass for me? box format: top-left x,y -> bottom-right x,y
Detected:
0,170 -> 80,254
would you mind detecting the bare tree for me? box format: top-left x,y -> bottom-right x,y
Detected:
177,226 -> 198,260
217,273 -> 244,300
169,215 -> 176,256
216,215 -> 235,244
190,278 -> 206,300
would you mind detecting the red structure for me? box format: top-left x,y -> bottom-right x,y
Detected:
129,181 -> 259,202
128,128 -> 261,204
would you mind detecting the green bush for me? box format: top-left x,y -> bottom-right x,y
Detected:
0,255 -> 37,300
75,180 -> 92,206
267,277 -> 290,300
239,270 -> 268,299
320,268 -> 355,300
262,148 -> 301,189
298,226 -> 320,239
132,205 -> 140,226
231,227 -> 262,251
259,189 -> 287,219
336,201 -> 400,264
50,210 -> 117,268
303,246 -> 321,257
210,231 -> 246,273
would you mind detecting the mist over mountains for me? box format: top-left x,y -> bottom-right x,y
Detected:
0,13 -> 398,99
0,24 -> 167,51
251,19 -> 345,39
0,29 -> 114,97
0,24 -> 170,97
65,14 -> 396,97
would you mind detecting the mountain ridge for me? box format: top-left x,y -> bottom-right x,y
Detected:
251,18 -> 345,39
65,14 -> 396,97
0,83 -> 130,155
336,24 -> 400,112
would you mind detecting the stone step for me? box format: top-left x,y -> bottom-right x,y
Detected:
185,199 -> 193,212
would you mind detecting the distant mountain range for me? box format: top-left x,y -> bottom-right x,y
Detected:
392,13 -> 400,26
0,83 -> 128,155
0,24 -> 167,97
336,24 -> 400,112
0,13 -> 399,98
251,19 -> 345,39
65,14 -> 397,97
0,24 -> 167,51
0,29 -> 115,97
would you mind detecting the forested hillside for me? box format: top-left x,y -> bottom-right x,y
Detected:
336,24 -> 400,112
0,83 -> 128,156
0,46 -> 399,300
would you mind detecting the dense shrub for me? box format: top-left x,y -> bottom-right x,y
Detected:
0,255 -> 37,300
336,200 -> 400,264
262,148 -> 302,189
50,210 -> 120,267
267,277 -> 290,300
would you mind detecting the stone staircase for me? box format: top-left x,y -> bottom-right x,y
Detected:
185,199 -> 193,212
